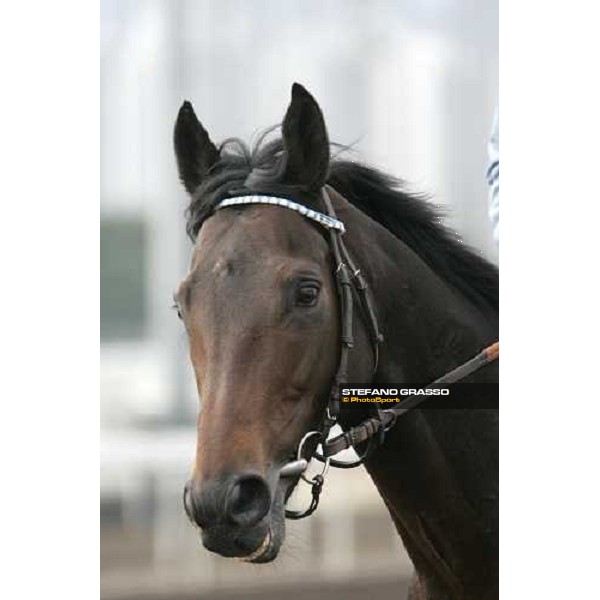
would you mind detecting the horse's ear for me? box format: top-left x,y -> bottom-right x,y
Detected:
281,83 -> 329,191
174,101 -> 219,195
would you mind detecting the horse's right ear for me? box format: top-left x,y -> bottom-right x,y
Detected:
174,101 -> 219,195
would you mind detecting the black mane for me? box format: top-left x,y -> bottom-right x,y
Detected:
186,131 -> 498,313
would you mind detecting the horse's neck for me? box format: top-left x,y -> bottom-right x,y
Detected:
339,200 -> 498,598
341,202 -> 497,383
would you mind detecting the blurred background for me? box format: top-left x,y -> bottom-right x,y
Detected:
100,1 -> 497,598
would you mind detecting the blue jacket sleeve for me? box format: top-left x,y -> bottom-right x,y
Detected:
486,109 -> 499,244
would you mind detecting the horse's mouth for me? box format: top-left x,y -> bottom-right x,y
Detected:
238,482 -> 289,563
238,528 -> 273,563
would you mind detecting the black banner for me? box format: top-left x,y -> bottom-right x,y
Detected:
338,383 -> 498,409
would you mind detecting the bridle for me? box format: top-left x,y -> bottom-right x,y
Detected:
215,185 -> 499,520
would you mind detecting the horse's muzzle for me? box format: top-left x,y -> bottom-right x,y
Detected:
183,473 -> 272,558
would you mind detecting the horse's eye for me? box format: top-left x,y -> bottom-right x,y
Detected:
295,283 -> 320,307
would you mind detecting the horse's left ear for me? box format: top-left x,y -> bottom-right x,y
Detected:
281,83 -> 330,191
174,101 -> 219,195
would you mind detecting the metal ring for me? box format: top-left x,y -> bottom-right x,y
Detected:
301,456 -> 330,484
296,431 -> 322,462
296,431 -> 331,484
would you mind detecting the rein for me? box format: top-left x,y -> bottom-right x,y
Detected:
215,186 -> 499,520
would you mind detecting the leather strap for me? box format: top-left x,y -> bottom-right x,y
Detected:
318,188 -> 383,440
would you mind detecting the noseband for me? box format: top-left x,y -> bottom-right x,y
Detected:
215,186 -> 499,519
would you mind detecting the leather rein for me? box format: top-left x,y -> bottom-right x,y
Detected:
215,186 -> 499,520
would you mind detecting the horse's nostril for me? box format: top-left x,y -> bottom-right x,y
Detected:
183,474 -> 271,531
226,475 -> 271,527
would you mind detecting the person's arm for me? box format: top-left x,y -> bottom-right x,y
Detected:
486,109 -> 499,244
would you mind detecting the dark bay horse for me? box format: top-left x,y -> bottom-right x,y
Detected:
173,83 -> 498,600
